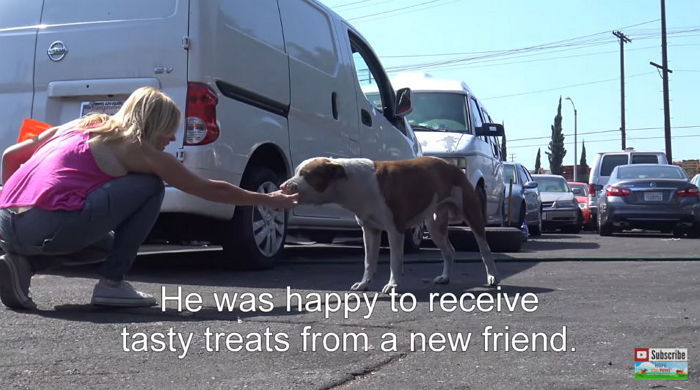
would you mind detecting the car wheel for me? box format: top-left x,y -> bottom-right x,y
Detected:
672,227 -> 685,238
477,183 -> 487,223
404,224 -> 424,253
529,217 -> 542,236
222,166 -> 286,269
598,215 -> 613,236
687,224 -> 700,238
511,203 -> 526,228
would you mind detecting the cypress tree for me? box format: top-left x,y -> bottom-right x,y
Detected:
535,148 -> 541,173
546,97 -> 567,175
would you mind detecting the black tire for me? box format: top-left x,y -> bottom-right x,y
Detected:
598,216 -> 613,237
222,167 -> 287,269
672,227 -> 684,238
511,203 -> 526,228
476,183 -> 487,223
449,227 -> 522,252
687,225 -> 700,239
404,225 -> 424,253
529,219 -> 542,236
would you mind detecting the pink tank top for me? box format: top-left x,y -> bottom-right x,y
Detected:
0,126 -> 118,210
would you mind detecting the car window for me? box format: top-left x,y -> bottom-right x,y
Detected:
405,93 -> 469,132
517,165 -> 530,184
617,166 -> 687,180
600,155 -> 629,176
569,183 -> 588,196
503,165 -> 516,184
535,177 -> 569,192
631,154 -> 660,164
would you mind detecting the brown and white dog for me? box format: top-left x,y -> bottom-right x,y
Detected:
280,156 -> 500,293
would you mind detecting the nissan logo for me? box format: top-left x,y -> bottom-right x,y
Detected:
47,41 -> 68,62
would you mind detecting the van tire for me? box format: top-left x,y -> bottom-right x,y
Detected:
223,167 -> 287,269
404,225 -> 424,253
477,183 -> 487,223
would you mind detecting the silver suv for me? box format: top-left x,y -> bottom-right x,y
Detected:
588,150 -> 668,225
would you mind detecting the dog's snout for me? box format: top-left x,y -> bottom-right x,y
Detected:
281,181 -> 298,195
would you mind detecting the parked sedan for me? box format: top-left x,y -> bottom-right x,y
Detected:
532,174 -> 581,233
503,162 -> 542,235
568,182 -> 592,228
598,164 -> 700,237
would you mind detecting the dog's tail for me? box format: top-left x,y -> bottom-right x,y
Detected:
451,167 -> 487,238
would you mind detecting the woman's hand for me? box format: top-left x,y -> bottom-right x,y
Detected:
265,191 -> 299,210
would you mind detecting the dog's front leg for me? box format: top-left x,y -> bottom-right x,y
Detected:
351,226 -> 381,291
381,230 -> 405,294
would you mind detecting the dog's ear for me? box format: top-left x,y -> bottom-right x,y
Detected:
326,161 -> 347,180
302,159 -> 347,193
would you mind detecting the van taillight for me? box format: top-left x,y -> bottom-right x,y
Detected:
185,82 -> 219,145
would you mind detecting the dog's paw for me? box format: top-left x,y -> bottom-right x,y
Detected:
381,283 -> 398,294
486,274 -> 500,286
350,281 -> 369,291
433,275 -> 450,284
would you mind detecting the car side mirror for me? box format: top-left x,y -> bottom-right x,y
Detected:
394,87 -> 413,117
475,123 -> 505,137
523,181 -> 538,189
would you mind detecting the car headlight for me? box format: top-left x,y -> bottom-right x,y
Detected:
441,157 -> 467,169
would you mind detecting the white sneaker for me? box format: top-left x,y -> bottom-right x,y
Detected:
91,279 -> 157,307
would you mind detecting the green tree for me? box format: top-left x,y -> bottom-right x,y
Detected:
534,147 -> 541,173
579,140 -> 589,182
546,97 -> 567,175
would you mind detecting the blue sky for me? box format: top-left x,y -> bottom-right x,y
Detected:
320,0 -> 700,171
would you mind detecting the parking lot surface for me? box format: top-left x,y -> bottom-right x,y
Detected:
1,232 -> 698,389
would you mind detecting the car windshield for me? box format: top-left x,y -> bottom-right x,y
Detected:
535,177 -> 569,192
503,165 -> 516,184
616,165 -> 686,180
569,184 -> 588,196
405,92 -> 469,132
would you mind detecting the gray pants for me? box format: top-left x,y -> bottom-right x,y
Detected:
0,174 -> 164,281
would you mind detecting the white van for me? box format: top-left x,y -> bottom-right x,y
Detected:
376,73 -> 506,226
0,0 -> 421,268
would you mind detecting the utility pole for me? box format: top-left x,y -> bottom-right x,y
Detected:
565,97 -> 578,182
660,0 -> 672,162
613,30 -> 631,150
509,153 -> 516,162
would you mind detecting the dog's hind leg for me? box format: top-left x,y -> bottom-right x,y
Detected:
351,226 -> 381,291
381,229 -> 405,294
463,205 -> 500,286
426,207 -> 455,284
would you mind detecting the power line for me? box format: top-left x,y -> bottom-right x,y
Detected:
508,134 -> 700,149
481,72 -> 655,100
508,125 -> 700,143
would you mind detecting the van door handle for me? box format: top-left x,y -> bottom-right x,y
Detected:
331,92 -> 338,120
361,109 -> 372,126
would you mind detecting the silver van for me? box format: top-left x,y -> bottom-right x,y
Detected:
0,0 -> 421,268
587,149 -> 668,224
379,73 -> 506,226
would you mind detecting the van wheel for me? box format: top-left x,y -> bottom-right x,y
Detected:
404,225 -> 424,253
477,183 -> 487,223
223,167 -> 287,269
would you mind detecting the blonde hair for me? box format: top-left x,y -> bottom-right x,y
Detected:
77,87 -> 181,146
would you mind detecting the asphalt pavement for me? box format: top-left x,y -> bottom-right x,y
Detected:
1,232 -> 698,389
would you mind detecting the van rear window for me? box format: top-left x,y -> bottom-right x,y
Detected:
631,154 -> 659,164
42,0 -> 176,24
600,154 -> 628,176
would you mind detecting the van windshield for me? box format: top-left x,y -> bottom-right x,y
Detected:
406,93 -> 469,132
